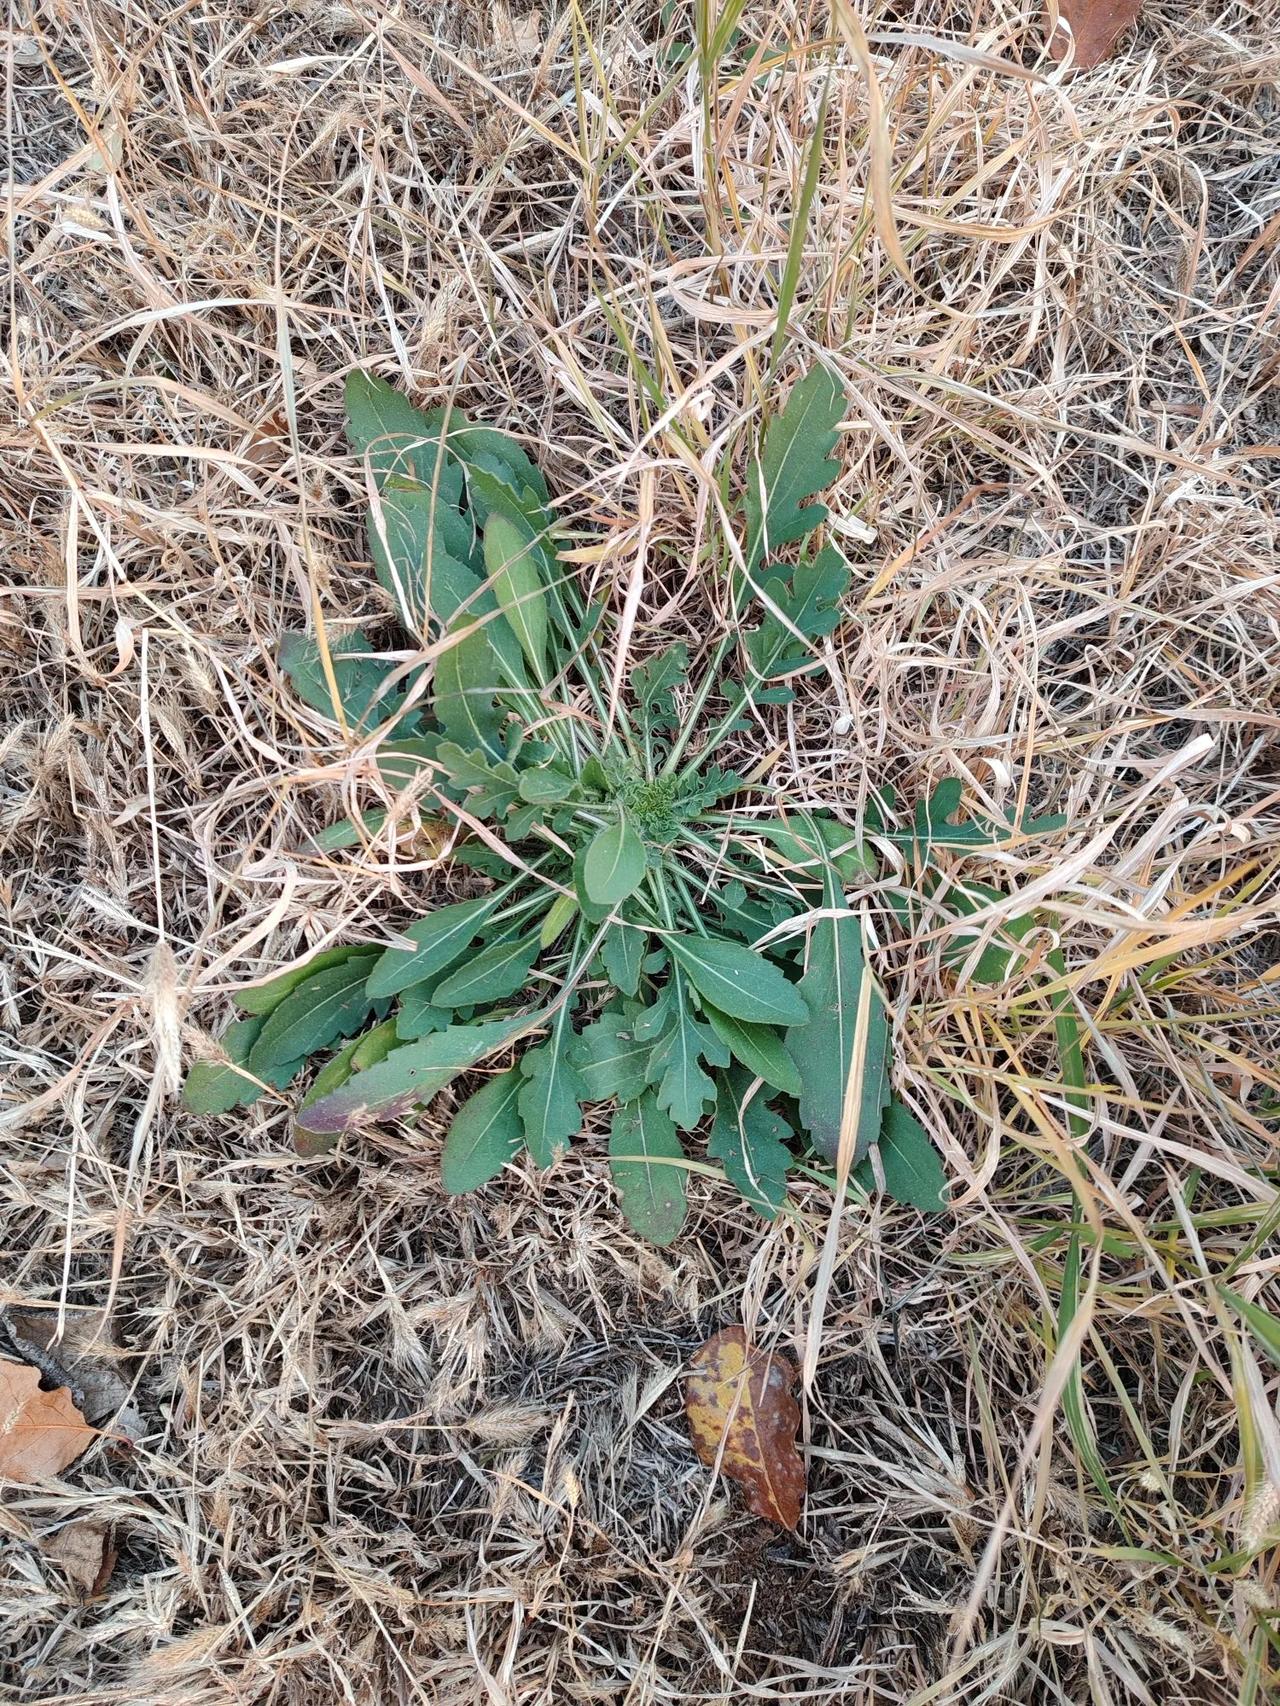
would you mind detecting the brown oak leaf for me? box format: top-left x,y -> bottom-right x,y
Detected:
40,1521 -> 117,1598
684,1326 -> 805,1530
1046,0 -> 1142,70
0,1357 -> 96,1484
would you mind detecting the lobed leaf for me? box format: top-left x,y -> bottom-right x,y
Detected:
569,1009 -> 652,1103
364,478 -> 477,634
395,984 -> 451,1040
741,544 -> 850,698
708,1070 -> 793,1219
908,778 -> 1067,853
600,920 -> 645,997
280,629 -> 419,732
854,1100 -> 947,1212
518,1002 -> 587,1167
743,364 -> 844,578
646,973 -> 728,1131
435,742 -> 521,820
633,642 -> 689,733
433,611 -> 527,760
345,371 -> 449,485
609,1092 -> 687,1246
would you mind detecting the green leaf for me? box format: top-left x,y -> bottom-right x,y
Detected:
742,544 -> 850,698
365,477 -> 478,634
183,1015 -> 269,1114
485,511 -> 548,680
293,1034 -> 366,1155
351,1018 -> 399,1071
248,955 -> 379,1075
908,779 -> 1067,853
600,921 -> 645,997
569,1009 -> 652,1103
572,845 -> 612,924
786,871 -> 888,1165
580,757 -> 609,794
1220,1286 -> 1280,1369
646,973 -> 728,1130
708,1070 -> 792,1219
313,806 -> 392,853
303,1035 -> 363,1100
235,944 -> 365,1016
855,1101 -> 946,1211
518,767 -> 574,806
609,1092 -> 687,1246
345,371 -> 448,485
518,1004 -> 586,1167
665,933 -> 808,1026
935,875 -> 1037,985
702,1004 -> 801,1097
395,984 -> 451,1040
713,882 -> 782,946
432,932 -> 539,1008
583,813 -> 647,909
433,614 -> 516,759
441,1067 -> 524,1193
366,894 -> 502,999
633,642 -> 689,733
538,891 -> 578,948
300,1014 -> 535,1134
743,364 -> 844,578
436,742 -> 521,819
631,983 -> 674,1041
750,814 -> 875,884
310,740 -> 440,850
448,422 -> 551,514
280,629 -> 417,731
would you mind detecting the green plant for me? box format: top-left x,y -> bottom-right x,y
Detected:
184,367 -> 1058,1240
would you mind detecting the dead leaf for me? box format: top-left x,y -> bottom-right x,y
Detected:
491,3 -> 541,58
292,1119 -> 339,1158
1,1304 -> 143,1442
1046,0 -> 1141,70
0,1357 -> 97,1483
684,1327 -> 806,1530
40,1520 -> 117,1598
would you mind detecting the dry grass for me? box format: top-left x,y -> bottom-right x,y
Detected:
4,0 -> 1280,1700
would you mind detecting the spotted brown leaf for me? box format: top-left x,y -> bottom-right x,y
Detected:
684,1326 -> 805,1530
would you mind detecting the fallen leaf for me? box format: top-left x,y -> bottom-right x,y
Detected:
0,1357 -> 96,1483
492,3 -> 541,57
1,1304 -> 143,1442
1046,0 -> 1141,70
40,1520 -> 117,1598
684,1326 -> 805,1530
